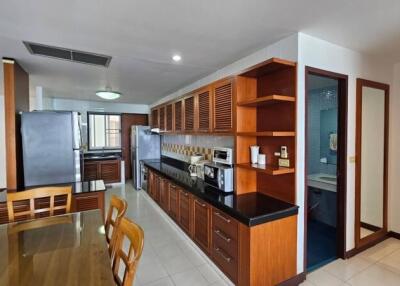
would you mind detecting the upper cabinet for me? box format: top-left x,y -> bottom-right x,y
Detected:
166,103 -> 173,132
213,79 -> 234,132
174,100 -> 183,132
197,87 -> 212,132
151,108 -> 159,128
184,94 -> 196,132
159,106 -> 166,131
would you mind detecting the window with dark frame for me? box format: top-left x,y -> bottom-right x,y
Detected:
88,112 -> 121,150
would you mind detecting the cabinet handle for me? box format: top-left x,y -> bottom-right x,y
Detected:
183,192 -> 189,197
214,247 -> 232,263
195,200 -> 206,207
214,229 -> 231,243
214,212 -> 231,223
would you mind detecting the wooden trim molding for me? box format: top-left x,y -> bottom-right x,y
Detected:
3,58 -> 29,190
354,78 -> 389,249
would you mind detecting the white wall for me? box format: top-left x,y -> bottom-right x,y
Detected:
389,63 -> 400,233
0,95 -> 6,188
151,33 -> 299,107
297,33 -> 394,255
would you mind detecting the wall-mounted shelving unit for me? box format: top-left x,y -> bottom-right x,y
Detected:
234,57 -> 297,204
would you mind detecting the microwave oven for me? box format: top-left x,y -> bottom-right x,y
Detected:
212,147 -> 233,165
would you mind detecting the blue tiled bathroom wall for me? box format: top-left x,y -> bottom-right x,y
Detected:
307,86 -> 338,176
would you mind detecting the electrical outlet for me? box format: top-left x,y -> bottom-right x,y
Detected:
279,158 -> 290,167
349,156 -> 356,163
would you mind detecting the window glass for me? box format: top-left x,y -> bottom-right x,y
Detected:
88,113 -> 121,149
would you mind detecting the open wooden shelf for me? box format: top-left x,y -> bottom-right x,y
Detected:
236,163 -> 295,175
237,95 -> 295,107
237,131 -> 295,137
239,58 -> 296,78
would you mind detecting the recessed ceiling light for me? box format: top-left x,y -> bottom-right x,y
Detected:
172,54 -> 182,62
96,88 -> 121,100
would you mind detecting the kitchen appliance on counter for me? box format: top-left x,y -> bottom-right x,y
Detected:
204,163 -> 234,192
21,111 -> 83,187
188,154 -> 203,176
211,147 -> 233,165
131,126 -> 160,190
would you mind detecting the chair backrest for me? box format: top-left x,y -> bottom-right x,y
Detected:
7,186 -> 72,222
105,195 -> 127,255
112,217 -> 144,286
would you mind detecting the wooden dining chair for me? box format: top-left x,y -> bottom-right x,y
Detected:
112,217 -> 144,286
7,186 -> 72,222
105,195 -> 128,256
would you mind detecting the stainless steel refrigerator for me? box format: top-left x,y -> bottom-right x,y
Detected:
21,111 -> 82,187
131,125 -> 160,190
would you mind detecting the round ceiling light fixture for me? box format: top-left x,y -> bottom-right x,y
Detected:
96,87 -> 121,100
172,54 -> 182,62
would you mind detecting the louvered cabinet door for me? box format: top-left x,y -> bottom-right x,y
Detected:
184,95 -> 196,132
151,108 -> 159,128
159,106 -> 166,131
213,79 -> 233,132
166,103 -> 173,132
174,100 -> 183,132
197,88 -> 212,132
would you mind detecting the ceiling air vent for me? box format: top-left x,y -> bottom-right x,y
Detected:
23,41 -> 112,67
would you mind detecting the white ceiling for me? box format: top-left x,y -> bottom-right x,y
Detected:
0,0 -> 399,104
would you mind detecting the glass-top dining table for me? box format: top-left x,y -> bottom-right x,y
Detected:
0,209 -> 115,286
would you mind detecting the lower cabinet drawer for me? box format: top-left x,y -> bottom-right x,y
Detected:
212,241 -> 238,283
212,227 -> 238,259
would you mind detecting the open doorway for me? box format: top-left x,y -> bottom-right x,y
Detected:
305,67 -> 348,272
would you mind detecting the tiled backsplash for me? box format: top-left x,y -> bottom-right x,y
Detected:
161,135 -> 234,162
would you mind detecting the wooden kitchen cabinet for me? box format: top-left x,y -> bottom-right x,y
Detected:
159,178 -> 169,211
72,191 -> 105,218
184,94 -> 196,132
151,108 -> 159,128
197,87 -> 213,132
174,100 -> 183,132
166,103 -> 173,132
169,183 -> 179,222
159,106 -> 166,131
153,173 -> 161,203
213,78 -> 234,132
83,159 -> 121,184
193,198 -> 212,254
178,189 -> 192,235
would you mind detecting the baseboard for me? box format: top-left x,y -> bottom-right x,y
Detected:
346,233 -> 390,258
277,272 -> 306,286
388,231 -> 400,240
361,221 -> 381,232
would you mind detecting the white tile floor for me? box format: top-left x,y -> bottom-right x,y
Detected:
106,183 -> 234,286
106,182 -> 400,286
301,238 -> 400,286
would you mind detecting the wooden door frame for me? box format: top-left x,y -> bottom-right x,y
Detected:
304,66 -> 348,271
354,78 -> 389,249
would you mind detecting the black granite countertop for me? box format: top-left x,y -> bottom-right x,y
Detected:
143,158 -> 298,226
0,180 -> 106,203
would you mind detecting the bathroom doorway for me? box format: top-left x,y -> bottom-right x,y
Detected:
305,67 -> 347,272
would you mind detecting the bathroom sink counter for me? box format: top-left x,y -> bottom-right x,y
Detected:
308,173 -> 337,192
143,157 -> 298,227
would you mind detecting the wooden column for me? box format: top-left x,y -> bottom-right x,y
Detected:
3,58 -> 29,190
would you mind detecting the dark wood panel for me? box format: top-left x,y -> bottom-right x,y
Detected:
83,161 -> 98,181
184,95 -> 195,132
193,198 -> 211,253
213,79 -> 233,132
151,108 -> 159,128
99,160 -> 120,184
169,183 -> 179,222
160,178 -> 169,212
166,104 -> 173,132
4,59 -> 29,190
174,100 -> 183,132
197,88 -> 212,132
159,106 -> 166,131
178,189 -> 192,234
121,113 -> 148,179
